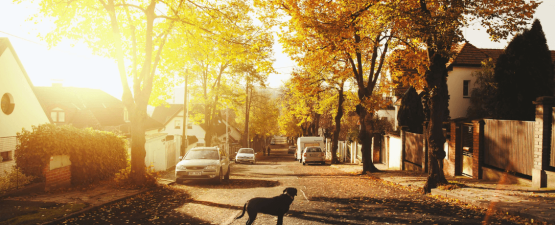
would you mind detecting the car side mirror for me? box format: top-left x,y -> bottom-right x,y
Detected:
179,156 -> 183,160
235,152 -> 237,154
255,153 -> 258,155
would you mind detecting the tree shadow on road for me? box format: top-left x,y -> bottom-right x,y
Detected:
178,179 -> 280,189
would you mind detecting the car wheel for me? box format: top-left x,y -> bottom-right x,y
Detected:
175,179 -> 181,184
302,161 -> 306,165
215,169 -> 223,184
224,167 -> 230,180
321,161 -> 325,165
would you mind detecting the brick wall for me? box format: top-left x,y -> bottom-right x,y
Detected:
43,156 -> 71,191
443,122 -> 457,177
472,120 -> 484,179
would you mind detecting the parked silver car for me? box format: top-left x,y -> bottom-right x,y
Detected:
302,147 -> 326,165
235,148 -> 256,164
175,147 -> 230,184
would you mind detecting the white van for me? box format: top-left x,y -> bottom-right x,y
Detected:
296,137 -> 325,162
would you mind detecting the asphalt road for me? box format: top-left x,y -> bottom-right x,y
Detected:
167,148 -> 524,225
53,148 -> 529,225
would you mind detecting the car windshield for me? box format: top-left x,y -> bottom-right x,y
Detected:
306,147 -> 322,152
238,149 -> 254,154
184,149 -> 219,160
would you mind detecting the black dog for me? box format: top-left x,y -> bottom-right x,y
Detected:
235,187 -> 297,225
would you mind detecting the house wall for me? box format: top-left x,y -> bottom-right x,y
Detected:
376,109 -> 396,128
1,46 -> 50,175
447,66 -> 479,119
0,48 -> 50,137
161,110 -> 205,144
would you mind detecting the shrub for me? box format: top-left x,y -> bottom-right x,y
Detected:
15,124 -> 128,185
0,166 -> 35,194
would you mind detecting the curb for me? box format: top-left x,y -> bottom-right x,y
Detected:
40,187 -> 152,225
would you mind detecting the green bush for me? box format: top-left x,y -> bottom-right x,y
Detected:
15,124 -> 128,185
0,166 -> 35,194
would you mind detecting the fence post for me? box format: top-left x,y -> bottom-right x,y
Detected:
472,119 -> 485,179
532,96 -> 555,188
447,121 -> 458,176
400,126 -> 408,171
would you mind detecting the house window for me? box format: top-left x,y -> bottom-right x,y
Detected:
1,151 -> 12,162
463,80 -> 470,97
124,107 -> 129,122
175,120 -> 181,129
51,107 -> 65,122
1,93 -> 15,115
187,123 -> 192,129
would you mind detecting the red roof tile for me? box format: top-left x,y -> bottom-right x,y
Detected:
449,42 -> 555,68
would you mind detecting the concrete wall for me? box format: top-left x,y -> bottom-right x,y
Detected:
447,66 -> 479,119
388,135 -> 402,169
145,134 -> 181,171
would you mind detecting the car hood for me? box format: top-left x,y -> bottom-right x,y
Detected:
177,159 -> 220,167
236,153 -> 254,157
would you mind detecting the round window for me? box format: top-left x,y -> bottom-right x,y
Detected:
1,93 -> 15,115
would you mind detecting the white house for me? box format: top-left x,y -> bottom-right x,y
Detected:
151,104 -> 205,145
0,38 -> 51,174
389,42 -> 555,124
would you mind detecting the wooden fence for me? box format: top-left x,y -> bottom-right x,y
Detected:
483,119 -> 534,176
404,132 -> 424,167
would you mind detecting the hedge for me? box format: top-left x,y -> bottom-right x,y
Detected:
15,124 -> 128,185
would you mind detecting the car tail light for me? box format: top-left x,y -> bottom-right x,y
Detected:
303,153 -> 306,157
321,152 -> 325,157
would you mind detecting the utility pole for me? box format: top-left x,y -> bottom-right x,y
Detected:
181,70 -> 188,156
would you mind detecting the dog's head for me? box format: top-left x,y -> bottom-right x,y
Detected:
283,187 -> 298,197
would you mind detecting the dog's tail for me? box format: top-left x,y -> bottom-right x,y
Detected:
235,203 -> 247,219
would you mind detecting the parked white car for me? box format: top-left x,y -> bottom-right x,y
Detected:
175,147 -> 230,184
235,148 -> 256,164
302,147 -> 326,165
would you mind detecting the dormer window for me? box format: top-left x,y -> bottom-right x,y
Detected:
51,107 -> 65,123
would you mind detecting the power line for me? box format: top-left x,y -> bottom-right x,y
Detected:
0,30 -> 45,47
0,30 -> 94,59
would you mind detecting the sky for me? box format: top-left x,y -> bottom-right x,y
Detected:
0,1 -> 554,100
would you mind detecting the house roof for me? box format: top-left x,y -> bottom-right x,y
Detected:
0,38 -> 52,123
151,104 -> 184,124
448,42 -> 555,68
34,87 -> 125,127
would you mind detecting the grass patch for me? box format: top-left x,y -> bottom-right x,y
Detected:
0,203 -> 87,225
438,181 -> 468,190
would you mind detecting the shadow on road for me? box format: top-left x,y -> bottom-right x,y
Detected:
178,179 -> 280,189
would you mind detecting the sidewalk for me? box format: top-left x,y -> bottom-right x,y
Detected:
1,183 -> 146,224
332,163 -> 555,224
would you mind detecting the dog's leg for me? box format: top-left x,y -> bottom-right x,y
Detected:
246,212 -> 257,225
276,215 -> 284,225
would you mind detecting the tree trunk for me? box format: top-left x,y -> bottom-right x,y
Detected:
331,85 -> 345,164
357,104 -> 379,173
129,107 -> 147,184
422,52 -> 449,193
243,82 -> 251,147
